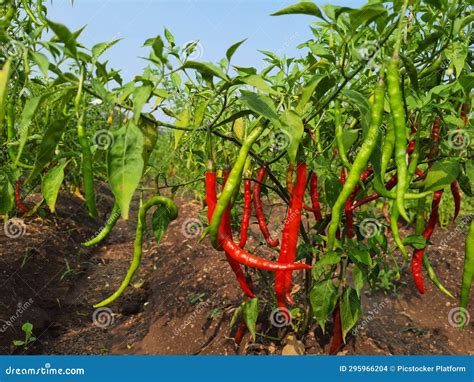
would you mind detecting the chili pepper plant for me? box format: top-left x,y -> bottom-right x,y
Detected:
0,0 -> 473,353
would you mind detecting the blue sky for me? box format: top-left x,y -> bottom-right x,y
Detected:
47,0 -> 366,81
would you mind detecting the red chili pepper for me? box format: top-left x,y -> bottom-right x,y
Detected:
15,179 -> 28,214
276,162 -> 307,308
234,320 -> 247,345
253,167 -> 279,247
344,168 -> 373,237
406,140 -> 416,155
309,172 -> 323,221
461,103 -> 470,126
206,168 -> 255,298
412,190 -> 444,294
340,167 -> 346,184
212,171 -> 309,272
329,302 -> 342,355
450,181 -> 461,221
239,179 -> 252,248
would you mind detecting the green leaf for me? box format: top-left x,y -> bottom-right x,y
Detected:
16,96 -> 43,165
272,2 -> 323,19
446,41 -> 468,78
349,4 -> 387,29
107,122 -> 145,219
280,110 -> 304,165
240,91 -> 279,123
240,74 -> 276,95
403,234 -> 429,250
30,52 -> 49,77
27,117 -> 69,183
174,109 -> 189,149
151,207 -> 172,246
164,28 -> 175,46
342,90 -> 370,121
0,172 -> 14,214
353,266 -> 366,298
349,248 -> 372,267
230,305 -> 243,329
92,39 -> 121,62
226,39 -> 247,62
182,61 -> 228,81
13,340 -> 25,346
0,60 -> 11,135
47,19 -> 77,58
42,161 -> 67,213
242,298 -> 259,340
342,129 -> 359,151
133,85 -> 152,123
309,279 -> 338,333
340,287 -> 361,342
22,322 -> 33,334
295,74 -> 326,114
422,159 -> 460,191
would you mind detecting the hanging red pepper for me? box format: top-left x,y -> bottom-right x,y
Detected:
15,179 -> 28,214
450,181 -> 461,221
309,172 -> 323,221
412,190 -> 444,294
276,162 -> 307,308
239,178 -> 252,248
329,302 -> 342,355
206,167 -> 255,298
253,166 -> 279,247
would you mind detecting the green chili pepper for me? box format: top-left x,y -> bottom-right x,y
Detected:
380,122 -> 395,178
77,115 -> 98,218
387,0 -> 410,223
21,0 -> 43,25
327,77 -> 385,251
209,124 -> 264,249
460,219 -> 474,328
82,203 -> 121,247
390,203 -> 408,260
94,196 -> 178,308
335,100 -> 351,170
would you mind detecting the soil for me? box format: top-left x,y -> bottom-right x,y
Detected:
0,190 -> 472,355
